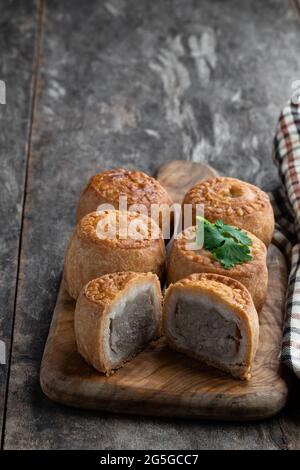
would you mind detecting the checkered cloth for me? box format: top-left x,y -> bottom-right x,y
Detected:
272,100 -> 300,378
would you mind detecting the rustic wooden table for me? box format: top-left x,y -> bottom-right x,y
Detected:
1,0 -> 300,450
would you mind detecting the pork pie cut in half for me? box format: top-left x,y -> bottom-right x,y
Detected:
75,272 -> 163,375
167,225 -> 268,311
64,210 -> 166,299
163,274 -> 259,380
182,177 -> 274,246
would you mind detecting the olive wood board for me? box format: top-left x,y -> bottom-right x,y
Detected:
40,161 -> 289,420
156,159 -> 219,204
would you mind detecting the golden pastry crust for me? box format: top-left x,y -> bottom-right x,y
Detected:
167,226 -> 268,311
174,273 -> 250,308
78,210 -> 156,248
75,272 -> 163,375
64,210 -> 166,299
76,168 -> 174,238
182,177 -> 274,246
163,273 -> 259,380
84,272 -> 140,305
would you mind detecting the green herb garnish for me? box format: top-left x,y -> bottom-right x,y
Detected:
196,217 -> 252,269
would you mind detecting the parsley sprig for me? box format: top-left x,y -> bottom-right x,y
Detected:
196,217 -> 252,269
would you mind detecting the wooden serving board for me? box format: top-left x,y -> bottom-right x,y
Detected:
156,160 -> 219,204
40,161 -> 289,420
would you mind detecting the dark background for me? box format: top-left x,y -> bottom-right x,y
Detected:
1,0 -> 300,449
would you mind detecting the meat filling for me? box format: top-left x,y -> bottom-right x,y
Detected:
109,288 -> 157,364
174,296 -> 242,362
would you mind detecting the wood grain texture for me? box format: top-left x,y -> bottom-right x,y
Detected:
0,0 -> 38,444
4,0 -> 300,450
156,160 -> 218,204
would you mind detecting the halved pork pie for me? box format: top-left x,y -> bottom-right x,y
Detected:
75,272 -> 162,375
163,273 -> 259,380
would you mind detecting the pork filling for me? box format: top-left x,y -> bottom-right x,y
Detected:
109,288 -> 157,364
173,295 -> 242,363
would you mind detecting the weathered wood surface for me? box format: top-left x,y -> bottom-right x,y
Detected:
0,0 -> 38,445
3,0 -> 300,450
